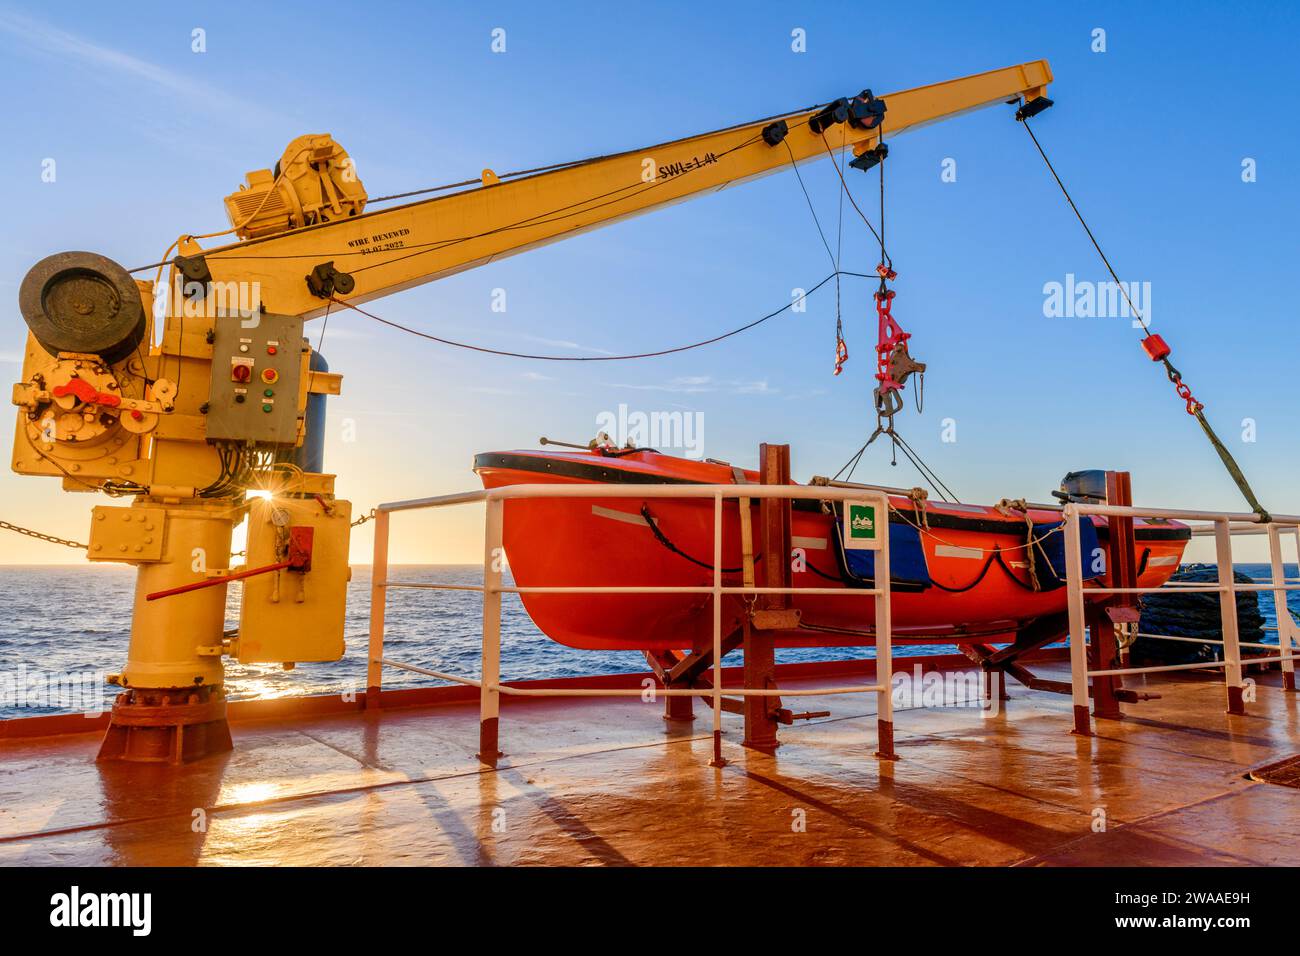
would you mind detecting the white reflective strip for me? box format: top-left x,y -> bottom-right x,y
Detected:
935,503 -> 991,514
791,536 -> 827,550
591,505 -> 648,527
1148,555 -> 1179,567
934,544 -> 984,560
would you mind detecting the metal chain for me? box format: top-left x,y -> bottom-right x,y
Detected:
0,519 -> 87,550
1,503 -> 378,553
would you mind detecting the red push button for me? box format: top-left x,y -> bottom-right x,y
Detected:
261,368 -> 279,384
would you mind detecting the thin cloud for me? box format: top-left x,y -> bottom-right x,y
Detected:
0,10 -> 282,126
602,376 -> 776,395
511,333 -> 615,356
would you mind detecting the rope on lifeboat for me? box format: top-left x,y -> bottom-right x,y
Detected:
637,504 -> 842,581
638,501 -> 1151,595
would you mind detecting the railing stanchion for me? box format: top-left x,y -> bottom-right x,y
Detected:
1063,504 -> 1091,736
873,493 -> 898,760
709,492 -> 726,767
1274,524 -> 1298,692
478,495 -> 505,766
365,508 -> 390,710
1216,518 -> 1246,715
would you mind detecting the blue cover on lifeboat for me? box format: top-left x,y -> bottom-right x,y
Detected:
1030,518 -> 1102,590
833,518 -> 931,590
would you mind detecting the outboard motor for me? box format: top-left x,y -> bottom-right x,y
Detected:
1052,469 -> 1109,504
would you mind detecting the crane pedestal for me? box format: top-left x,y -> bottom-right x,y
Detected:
97,685 -> 232,764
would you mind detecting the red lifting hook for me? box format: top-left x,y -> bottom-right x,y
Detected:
874,289 -> 910,392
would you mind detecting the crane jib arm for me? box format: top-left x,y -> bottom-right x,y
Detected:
188,60 -> 1052,318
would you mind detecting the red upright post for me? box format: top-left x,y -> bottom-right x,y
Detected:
743,444 -> 790,753
1091,471 -> 1135,721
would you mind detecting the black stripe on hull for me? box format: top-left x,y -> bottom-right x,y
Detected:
473,452 -> 1191,543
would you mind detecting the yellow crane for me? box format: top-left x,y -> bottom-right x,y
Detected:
10,60 -> 1051,762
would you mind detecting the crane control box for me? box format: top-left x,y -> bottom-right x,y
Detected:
205,312 -> 306,444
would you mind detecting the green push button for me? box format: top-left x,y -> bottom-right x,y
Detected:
263,389 -> 274,398
261,403 -> 273,413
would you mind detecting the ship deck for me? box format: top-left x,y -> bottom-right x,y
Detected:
1,657 -> 1297,867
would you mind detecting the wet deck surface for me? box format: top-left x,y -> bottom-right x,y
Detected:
1,661 -> 1297,866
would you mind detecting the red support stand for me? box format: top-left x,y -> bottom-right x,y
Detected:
1227,685 -> 1246,717
743,443 -> 790,753
664,692 -> 695,723
477,717 -> 500,768
1090,471 -> 1138,722
1072,704 -> 1092,737
875,719 -> 897,761
1088,603 -> 1122,721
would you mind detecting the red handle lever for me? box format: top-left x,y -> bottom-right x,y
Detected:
146,560 -> 290,601
52,377 -> 122,408
146,527 -> 314,601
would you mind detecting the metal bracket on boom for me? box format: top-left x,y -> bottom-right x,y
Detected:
1014,95 -> 1054,121
809,90 -> 887,135
761,120 -> 789,146
850,143 -> 889,173
306,261 -> 356,299
173,254 -> 213,297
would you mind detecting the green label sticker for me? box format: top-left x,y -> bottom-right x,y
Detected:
849,504 -> 876,539
843,501 -> 882,550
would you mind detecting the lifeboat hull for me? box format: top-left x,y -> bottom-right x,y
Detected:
473,450 -> 1190,650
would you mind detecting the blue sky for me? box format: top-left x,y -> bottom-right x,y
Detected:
0,1 -> 1296,562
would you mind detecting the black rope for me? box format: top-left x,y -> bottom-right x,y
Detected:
315,297 -> 332,354
930,548 -> 1040,594
817,132 -> 886,253
1020,116 -> 1269,520
889,430 -> 960,504
329,269 -> 871,362
783,139 -> 837,270
641,504 -> 745,573
362,103 -> 822,206
832,427 -> 959,505
126,120 -> 789,275
638,504 -> 841,580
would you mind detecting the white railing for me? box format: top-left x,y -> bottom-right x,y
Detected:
366,483 -> 896,767
1062,504 -> 1299,734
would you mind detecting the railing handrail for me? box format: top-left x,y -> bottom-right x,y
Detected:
378,481 -> 904,514
367,480 -> 898,768
1061,505 -> 1297,736
1063,501 -> 1300,525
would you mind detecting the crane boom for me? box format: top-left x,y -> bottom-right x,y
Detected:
187,60 -> 1052,318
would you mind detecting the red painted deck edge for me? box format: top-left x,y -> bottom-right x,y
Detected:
0,648 -> 1069,741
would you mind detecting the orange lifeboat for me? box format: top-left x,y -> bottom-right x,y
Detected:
474,448 -> 1189,650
